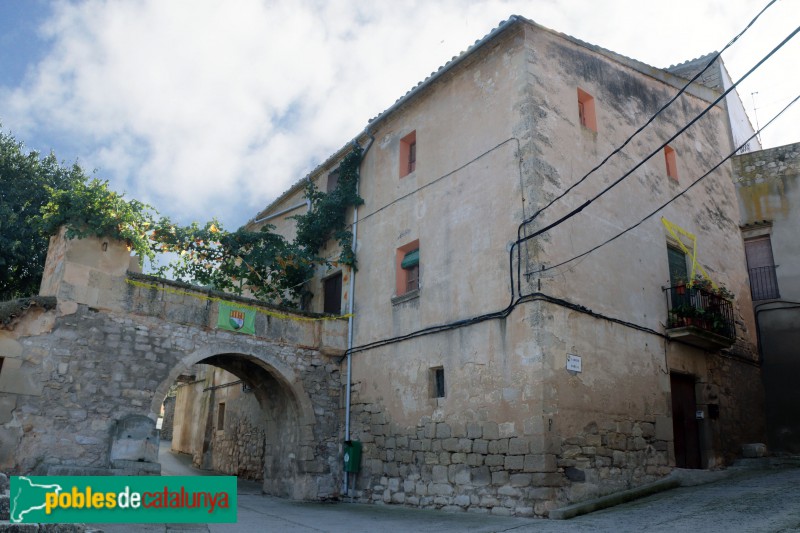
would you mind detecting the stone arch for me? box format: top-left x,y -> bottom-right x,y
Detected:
153,341 -> 319,499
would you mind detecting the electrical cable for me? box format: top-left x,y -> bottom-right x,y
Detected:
339,91 -> 799,365
527,93 -> 799,277
521,0 -> 779,228
517,25 -> 799,249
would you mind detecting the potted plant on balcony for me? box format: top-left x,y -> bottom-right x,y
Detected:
670,303 -> 697,327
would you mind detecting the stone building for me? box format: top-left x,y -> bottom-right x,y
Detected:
248,16 -> 765,515
733,142 -> 800,453
170,364 -> 267,480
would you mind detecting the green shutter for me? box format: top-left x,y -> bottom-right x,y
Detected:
401,249 -> 419,269
667,247 -> 688,285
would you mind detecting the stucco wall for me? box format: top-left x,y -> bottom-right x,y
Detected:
253,18 -> 764,516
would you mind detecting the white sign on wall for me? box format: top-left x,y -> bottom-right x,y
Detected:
566,354 -> 582,373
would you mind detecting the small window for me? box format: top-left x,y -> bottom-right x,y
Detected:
395,240 -> 420,296
323,271 -> 343,315
217,402 -> 226,430
745,236 -> 780,300
665,146 -> 679,181
577,88 -> 597,132
431,367 -> 445,398
326,170 -> 340,193
399,131 -> 417,178
0,357 -> 4,375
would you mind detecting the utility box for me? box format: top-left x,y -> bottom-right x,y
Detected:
343,440 -> 362,473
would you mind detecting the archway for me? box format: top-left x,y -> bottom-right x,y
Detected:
152,345 -> 319,499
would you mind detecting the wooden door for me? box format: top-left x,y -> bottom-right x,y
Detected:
670,373 -> 701,469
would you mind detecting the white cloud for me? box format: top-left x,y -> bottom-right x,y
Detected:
2,0 -> 797,227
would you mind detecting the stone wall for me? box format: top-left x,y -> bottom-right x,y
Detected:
160,395 -> 175,441
0,230 -> 348,500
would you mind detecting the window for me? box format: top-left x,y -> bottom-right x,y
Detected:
326,170 -> 340,192
667,245 -> 688,287
431,367 -> 445,398
217,402 -> 226,430
0,357 -> 4,375
399,131 -> 417,178
577,88 -> 597,132
745,236 -> 779,300
323,271 -> 343,315
665,146 -> 679,181
395,240 -> 420,296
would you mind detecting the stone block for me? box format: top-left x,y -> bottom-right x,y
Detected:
430,483 -> 454,496
432,465 -> 448,483
471,466 -> 491,486
466,453 -> 483,466
451,453 -> 466,464
655,415 -> 672,440
454,465 -> 471,485
742,443 -> 767,458
499,422 -> 515,438
467,422 -> 482,439
508,438 -> 529,455
488,439 -> 508,454
510,473 -> 532,487
472,439 -> 488,454
482,421 -> 499,440
491,470 -> 509,485
523,454 -> 556,473
504,455 -> 524,470
442,437 -> 459,451
485,454 -> 505,467
436,423 -> 452,438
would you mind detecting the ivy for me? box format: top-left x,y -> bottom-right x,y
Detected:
152,147 -> 364,306
35,147 -> 363,308
292,146 -> 364,267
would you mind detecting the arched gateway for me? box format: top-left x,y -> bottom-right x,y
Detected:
0,230 -> 347,500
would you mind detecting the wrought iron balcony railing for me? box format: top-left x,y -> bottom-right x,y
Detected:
748,265 -> 780,301
664,285 -> 735,348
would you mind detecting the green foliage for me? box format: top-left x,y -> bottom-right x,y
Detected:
40,178 -> 157,262
0,130 -> 86,299
150,220 -> 315,304
292,146 -> 364,266
1,122 -> 362,309
153,147 -> 364,307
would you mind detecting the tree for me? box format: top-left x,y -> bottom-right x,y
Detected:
0,130 -> 86,300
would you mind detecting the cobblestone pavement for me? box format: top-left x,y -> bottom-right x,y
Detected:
91,444 -> 800,533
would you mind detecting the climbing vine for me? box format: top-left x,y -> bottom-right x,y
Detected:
150,147 -> 364,306
38,148 -> 364,308
292,146 -> 363,267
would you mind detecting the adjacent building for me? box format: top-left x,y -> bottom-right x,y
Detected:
245,16 -> 765,515
733,142 -> 800,453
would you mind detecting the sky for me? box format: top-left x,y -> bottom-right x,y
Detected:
1,0 -> 798,230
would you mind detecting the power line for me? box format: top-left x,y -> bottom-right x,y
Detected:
520,0 -> 779,228
517,24 -> 800,249
343,90 -> 798,360
529,93 -> 800,277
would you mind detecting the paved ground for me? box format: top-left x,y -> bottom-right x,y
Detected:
91,443 -> 800,532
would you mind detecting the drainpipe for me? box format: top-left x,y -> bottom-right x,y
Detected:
344,132 -> 374,496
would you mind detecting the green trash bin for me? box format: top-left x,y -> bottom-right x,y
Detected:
343,440 -> 362,473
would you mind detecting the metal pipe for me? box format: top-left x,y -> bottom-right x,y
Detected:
343,134 -> 374,495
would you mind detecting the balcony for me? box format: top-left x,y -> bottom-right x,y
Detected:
664,285 -> 735,349
748,265 -> 780,301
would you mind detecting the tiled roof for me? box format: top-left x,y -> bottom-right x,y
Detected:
665,52 -> 722,90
